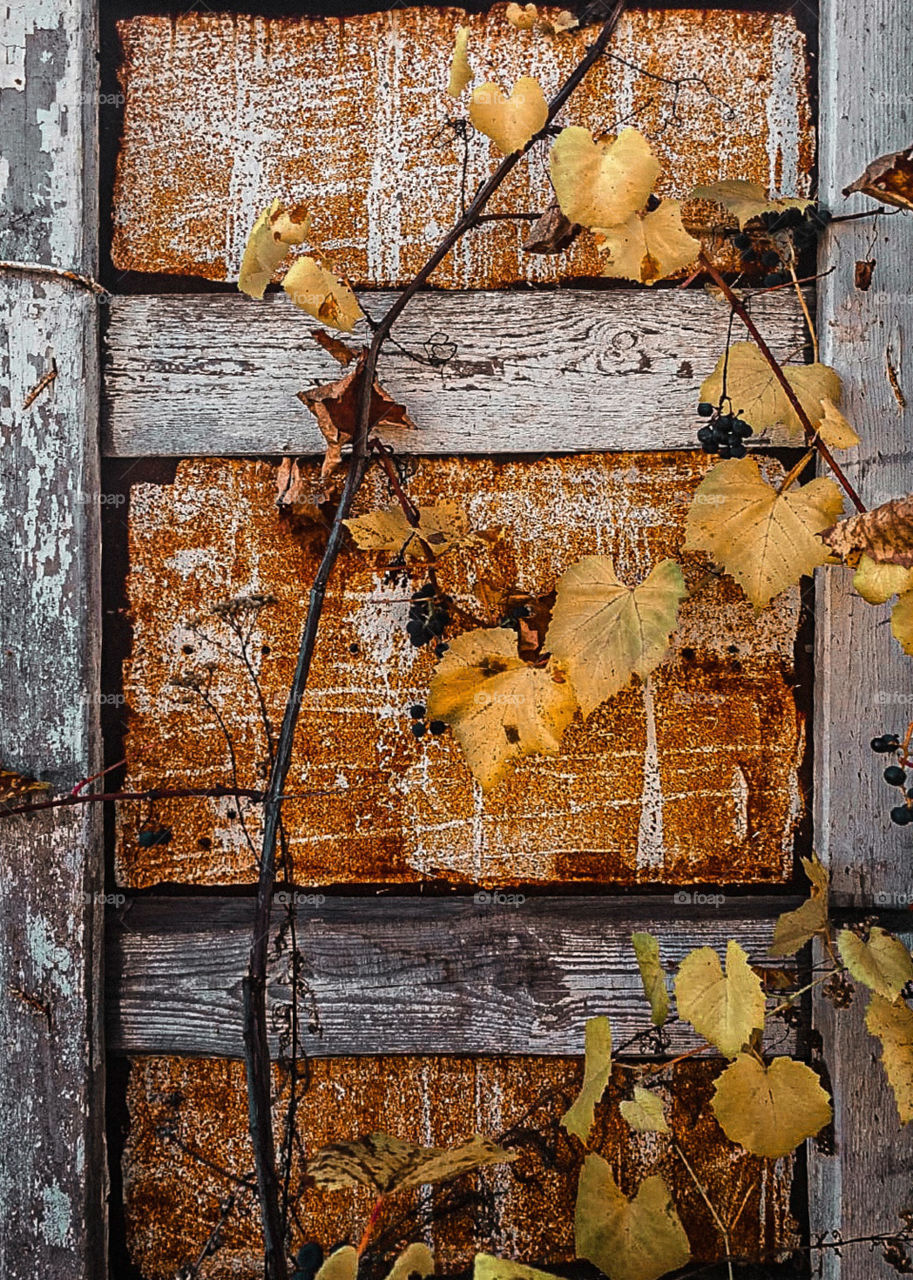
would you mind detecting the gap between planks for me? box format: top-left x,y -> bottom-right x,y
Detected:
103,289 -> 811,457
107,894 -> 801,1059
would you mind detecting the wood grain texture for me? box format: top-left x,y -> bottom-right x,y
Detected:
108,895 -> 800,1057
103,289 -> 811,456
813,3 -> 913,910
123,1054 -> 797,1277
110,6 -> 814,288
0,2 -> 106,1277
115,454 -> 806,889
810,3 -> 913,1275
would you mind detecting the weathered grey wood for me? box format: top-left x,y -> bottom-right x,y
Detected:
811,3 -> 913,1275
103,289 -> 810,456
814,4 -> 913,911
0,3 -> 105,1277
809,935 -> 913,1280
107,895 -> 799,1058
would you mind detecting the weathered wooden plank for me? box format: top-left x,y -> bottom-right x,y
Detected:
103,289 -> 810,456
110,7 -> 813,288
0,2 -> 105,1277
810,3 -> 913,1276
809,934 -> 913,1280
813,7 -> 913,910
108,895 -> 800,1057
115,454 -> 806,889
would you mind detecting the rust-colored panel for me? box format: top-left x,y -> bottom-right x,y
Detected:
123,1055 -> 798,1278
111,7 -> 813,287
116,455 -> 804,888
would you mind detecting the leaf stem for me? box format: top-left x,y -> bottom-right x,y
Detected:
697,253 -> 866,513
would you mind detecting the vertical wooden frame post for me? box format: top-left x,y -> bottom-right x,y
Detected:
812,1 -> 913,1273
0,1 -> 105,1276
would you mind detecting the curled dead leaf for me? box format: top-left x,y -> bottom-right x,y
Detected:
307,1131 -> 516,1195
238,200 -> 311,299
843,144 -> 913,212
821,495 -> 913,567
522,201 -> 582,255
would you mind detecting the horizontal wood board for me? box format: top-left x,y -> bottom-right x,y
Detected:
108,895 -> 801,1057
110,7 -> 813,288
104,289 -> 811,456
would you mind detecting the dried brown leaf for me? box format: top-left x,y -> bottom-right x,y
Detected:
821,495 -> 913,567
522,201 -> 582,255
843,144 -> 913,212
307,1131 -> 516,1195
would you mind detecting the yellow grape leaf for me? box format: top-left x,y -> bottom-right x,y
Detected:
818,396 -> 860,449
427,627 -> 576,790
506,3 -> 538,28
550,127 -> 660,231
780,365 -> 843,437
853,555 -> 913,604
307,1132 -> 515,1194
561,1016 -> 612,1143
631,932 -> 669,1027
866,994 -> 913,1123
691,179 -> 814,229
619,1086 -> 669,1134
448,26 -> 472,97
711,1055 -> 832,1156
544,557 -> 686,717
474,1257 -> 558,1280
385,1246 -> 434,1280
282,257 -> 362,333
769,853 -> 829,956
683,457 -> 845,609
315,1248 -> 358,1280
238,200 -> 311,299
597,200 -> 700,285
344,502 -> 471,560
892,590 -> 913,655
699,343 -> 842,439
575,1154 -> 690,1280
470,78 -> 548,155
675,939 -> 765,1057
837,927 -> 913,1002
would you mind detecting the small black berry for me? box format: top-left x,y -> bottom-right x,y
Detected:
871,736 -> 888,752
761,250 -> 781,269
409,704 -> 425,719
891,804 -> 912,826
411,721 -> 426,738
429,720 -> 447,735
697,426 -> 714,444
733,233 -> 751,249
885,766 -> 907,786
434,642 -> 448,656
697,402 -> 714,418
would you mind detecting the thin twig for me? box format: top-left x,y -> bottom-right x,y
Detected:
242,6 -> 630,1276
698,253 -> 866,513
22,359 -> 57,410
674,1143 -> 734,1280
0,259 -> 110,298
788,263 -> 818,361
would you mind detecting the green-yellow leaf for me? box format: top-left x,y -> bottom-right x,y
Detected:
631,932 -> 669,1026
892,590 -> 913,656
619,1086 -> 669,1134
866,994 -> 913,1124
282,257 -> 362,332
711,1054 -> 832,1156
698,343 -> 842,440
344,502 -> 471,560
853,555 -> 913,604
307,1131 -> 516,1194
550,127 -> 660,231
385,1246 -> 435,1280
817,396 -> 860,449
597,200 -> 700,285
838,927 -> 913,1002
683,457 -> 845,609
474,1257 -> 558,1280
238,200 -> 311,299
675,939 -> 765,1057
448,26 -> 472,97
561,1015 -> 612,1143
544,557 -> 687,717
427,627 -> 576,791
469,78 -> 548,155
769,853 -> 829,956
575,1154 -> 690,1280
315,1249 -> 358,1280
691,179 -> 814,230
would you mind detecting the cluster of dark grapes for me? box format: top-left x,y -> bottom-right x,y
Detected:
730,205 -> 833,286
695,401 -> 753,458
293,1243 -> 325,1280
408,702 -> 447,739
406,583 -> 449,652
871,732 -> 913,825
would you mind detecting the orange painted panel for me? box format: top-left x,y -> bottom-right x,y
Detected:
116,455 -> 805,888
111,7 -> 813,287
123,1055 -> 798,1278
